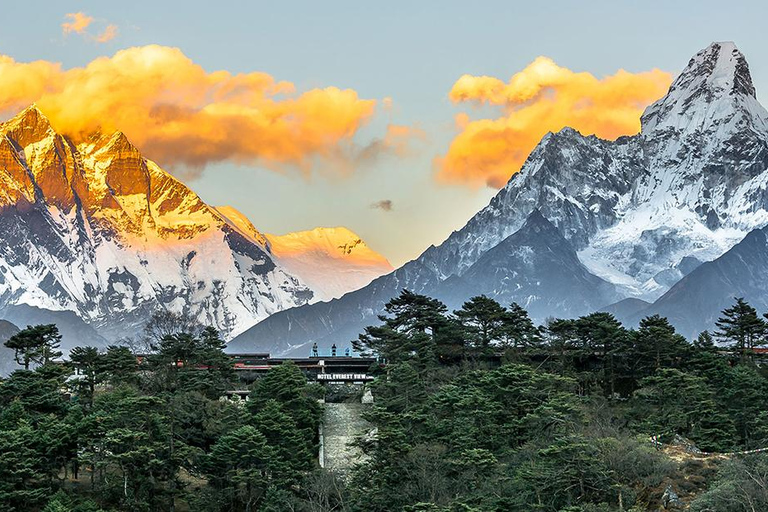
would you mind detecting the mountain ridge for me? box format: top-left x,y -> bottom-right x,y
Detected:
0,105 -> 314,340
619,225 -> 768,338
230,41 -> 768,354
264,226 -> 394,302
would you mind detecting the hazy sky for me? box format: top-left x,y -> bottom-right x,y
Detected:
1,1 -> 767,266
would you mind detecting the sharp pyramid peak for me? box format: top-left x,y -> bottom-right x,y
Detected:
1,104 -> 56,144
104,130 -> 137,150
521,208 -> 557,232
678,42 -> 754,97
15,103 -> 49,119
85,129 -> 144,160
640,41 -> 766,134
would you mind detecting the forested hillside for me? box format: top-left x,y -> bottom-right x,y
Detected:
3,293 -> 768,511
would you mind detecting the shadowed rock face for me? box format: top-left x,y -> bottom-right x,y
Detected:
625,226 -> 768,338
437,210 -> 618,318
230,42 -> 768,355
0,105 -> 312,340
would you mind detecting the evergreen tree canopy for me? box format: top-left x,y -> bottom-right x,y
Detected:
4,324 -> 62,370
454,295 -> 508,348
715,297 -> 766,359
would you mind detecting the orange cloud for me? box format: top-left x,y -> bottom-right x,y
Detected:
95,24 -> 118,43
62,12 -> 93,35
436,57 -> 672,188
61,12 -> 117,44
0,45 -> 385,177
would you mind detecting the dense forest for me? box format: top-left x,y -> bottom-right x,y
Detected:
2,292 -> 768,511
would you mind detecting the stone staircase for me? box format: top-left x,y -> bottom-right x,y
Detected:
320,401 -> 371,474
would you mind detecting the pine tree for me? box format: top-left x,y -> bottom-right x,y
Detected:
715,298 -> 766,361
693,330 -> 717,352
724,365 -> 768,448
382,289 -> 449,336
502,302 -> 542,355
4,324 -> 62,370
574,313 -> 628,397
354,289 -> 450,365
636,369 -> 735,451
544,318 -> 579,377
251,399 -> 313,482
203,426 -> 275,512
68,346 -> 101,407
98,345 -> 138,386
455,295 -> 508,350
634,315 -> 689,377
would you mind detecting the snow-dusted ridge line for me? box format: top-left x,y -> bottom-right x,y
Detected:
264,226 -> 394,302
0,105 -> 313,340
228,41 -> 768,356
422,41 -> 768,301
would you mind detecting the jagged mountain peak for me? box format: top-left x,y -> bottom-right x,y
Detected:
0,104 -> 315,340
417,41 -> 768,296
686,42 -> 755,98
3,103 -> 52,129
519,208 -> 557,233
94,130 -> 138,154
641,42 -> 767,134
672,42 -> 755,98
1,103 -> 56,148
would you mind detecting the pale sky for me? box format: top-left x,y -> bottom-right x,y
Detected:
1,1 -> 767,266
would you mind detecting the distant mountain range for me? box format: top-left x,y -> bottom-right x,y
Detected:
212,206 -> 393,303
264,226 -> 393,303
0,107 -> 390,348
1,41 -> 767,357
229,41 -> 768,355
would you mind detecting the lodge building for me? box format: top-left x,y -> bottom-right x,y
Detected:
229,343 -> 376,385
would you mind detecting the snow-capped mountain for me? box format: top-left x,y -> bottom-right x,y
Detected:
621,224 -> 768,339
213,206 -> 393,301
441,210 -> 618,318
264,227 -> 393,302
230,41 -> 768,354
0,105 -> 313,340
422,41 -> 768,300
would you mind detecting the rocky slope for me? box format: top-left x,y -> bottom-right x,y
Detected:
0,106 -> 313,340
437,210 -> 618,318
230,41 -> 768,354
622,226 -> 768,338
